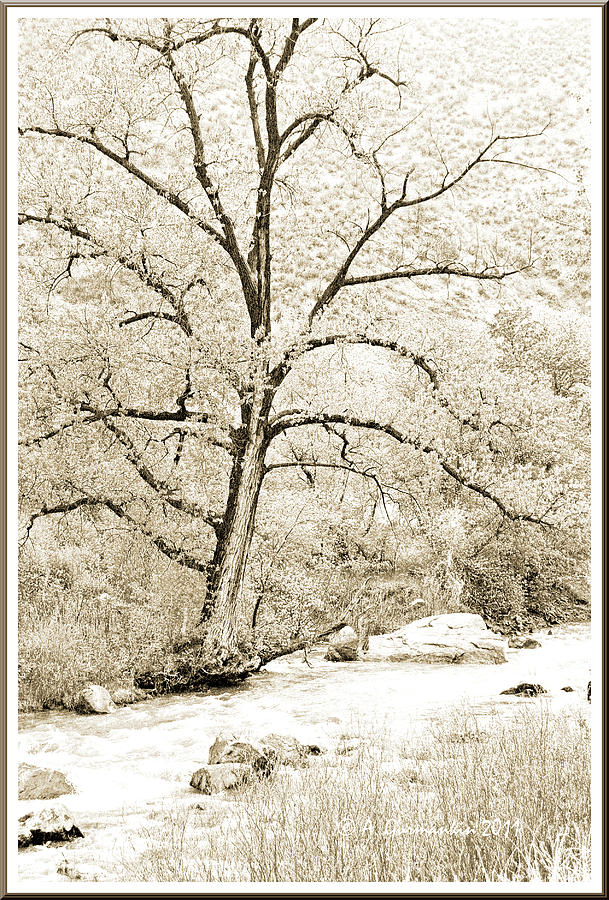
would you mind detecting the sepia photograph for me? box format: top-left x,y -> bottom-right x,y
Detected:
3,2 -> 603,892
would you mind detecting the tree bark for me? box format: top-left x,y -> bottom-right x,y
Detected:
204,385 -> 271,655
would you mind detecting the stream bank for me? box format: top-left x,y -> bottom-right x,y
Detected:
15,622 -> 591,884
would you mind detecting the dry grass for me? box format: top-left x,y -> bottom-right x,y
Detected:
18,593 -> 180,710
117,705 -> 591,883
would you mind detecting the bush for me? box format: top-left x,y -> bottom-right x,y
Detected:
463,537 -> 590,632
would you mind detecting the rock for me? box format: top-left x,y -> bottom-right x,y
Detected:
208,732 -> 272,773
190,763 -> 253,794
57,861 -> 104,881
18,763 -> 75,800
454,646 -> 506,664
337,737 -> 361,755
207,731 -> 235,764
111,688 -> 134,706
326,646 -> 351,661
18,819 -> 32,846
447,730 -> 489,743
500,682 -> 547,697
306,744 -> 323,756
508,636 -> 541,649
18,805 -> 83,847
366,613 -> 507,665
111,686 -> 148,706
76,684 -> 115,714
561,686 -> 574,692
209,732 -> 322,770
260,733 -> 310,767
324,626 -> 359,661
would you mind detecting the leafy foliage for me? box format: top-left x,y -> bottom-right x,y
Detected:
17,16 -> 591,682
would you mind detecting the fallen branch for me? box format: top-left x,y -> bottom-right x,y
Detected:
257,622 -> 348,666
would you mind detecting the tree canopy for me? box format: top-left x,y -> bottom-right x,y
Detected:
18,17 -> 591,664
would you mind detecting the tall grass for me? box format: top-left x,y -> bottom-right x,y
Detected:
18,588 -> 194,710
17,534 -> 208,709
117,705 -> 591,883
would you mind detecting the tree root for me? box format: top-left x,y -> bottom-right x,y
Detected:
136,623 -> 348,695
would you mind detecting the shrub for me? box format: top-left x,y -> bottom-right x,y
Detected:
462,537 -> 590,632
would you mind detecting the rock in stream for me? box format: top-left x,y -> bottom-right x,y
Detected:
18,763 -> 75,800
18,805 -> 83,848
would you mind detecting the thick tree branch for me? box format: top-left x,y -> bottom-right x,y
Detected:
172,23 -> 274,79
19,419 -> 86,448
78,402 -> 236,451
273,332 -> 517,445
268,412 -> 551,525
18,127 -> 226,249
270,332 -> 494,440
275,18 -> 317,80
18,211 -> 194,336
67,19 -> 274,328
258,19 -> 316,154
102,417 -> 223,533
308,127 -> 547,325
71,20 -> 273,77
245,48 -> 266,169
164,50 -> 257,315
279,116 -> 327,165
246,22 -> 317,335
118,311 -> 185,331
277,28 -> 408,167
342,261 -> 531,287
21,497 -> 94,542
20,400 -> 235,454
21,495 -> 210,572
70,18 -> 261,324
257,621 -> 348,666
271,332 -> 439,386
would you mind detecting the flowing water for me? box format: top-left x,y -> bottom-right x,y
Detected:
15,623 -> 591,884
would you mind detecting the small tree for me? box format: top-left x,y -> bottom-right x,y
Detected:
18,17 -> 586,665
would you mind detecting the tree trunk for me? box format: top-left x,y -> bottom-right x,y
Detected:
205,389 -> 270,656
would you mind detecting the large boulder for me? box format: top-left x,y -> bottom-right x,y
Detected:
366,613 -> 507,665
325,626 -> 359,662
208,732 -> 272,773
76,684 -> 115,714
260,733 -> 311,767
18,804 -> 83,847
18,763 -> 75,800
190,763 -> 253,794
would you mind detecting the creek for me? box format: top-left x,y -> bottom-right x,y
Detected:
16,623 -> 591,883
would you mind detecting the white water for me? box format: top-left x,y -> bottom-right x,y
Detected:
16,623 -> 591,883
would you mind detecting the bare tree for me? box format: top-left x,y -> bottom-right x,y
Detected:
19,17 -> 561,666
